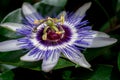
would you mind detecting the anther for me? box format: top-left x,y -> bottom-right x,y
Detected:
42,33 -> 47,40
34,20 -> 40,25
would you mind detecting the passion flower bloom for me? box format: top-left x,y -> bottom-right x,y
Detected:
0,2 -> 117,72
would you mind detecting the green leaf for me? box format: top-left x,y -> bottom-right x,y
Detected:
0,64 -> 16,71
64,64 -> 113,80
88,65 -> 113,80
0,27 -> 22,39
62,70 -> 72,80
55,58 -> 75,69
0,35 -> 9,42
1,9 -> 22,23
117,9 -> 120,22
84,46 -> 111,61
34,1 -> 66,17
0,9 -> 22,38
76,65 -> 113,80
117,52 -> 120,71
0,70 -> 14,80
116,0 -> 120,12
0,8 -> 22,38
41,0 -> 67,7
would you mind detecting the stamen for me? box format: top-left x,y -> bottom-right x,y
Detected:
34,20 -> 45,25
45,18 -> 59,32
51,25 -> 59,32
56,31 -> 64,34
34,16 -> 65,41
43,26 -> 49,33
60,14 -> 65,25
46,19 -> 53,26
34,20 -> 40,25
42,33 -> 47,40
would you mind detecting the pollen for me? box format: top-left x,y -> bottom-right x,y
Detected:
56,31 -> 64,34
34,20 -> 40,24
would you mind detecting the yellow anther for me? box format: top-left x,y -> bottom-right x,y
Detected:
43,26 -> 49,33
53,14 -> 65,24
34,19 -> 45,24
34,20 -> 40,24
56,31 -> 64,34
34,20 -> 44,25
42,33 -> 47,40
56,31 -> 61,34
60,14 -> 65,24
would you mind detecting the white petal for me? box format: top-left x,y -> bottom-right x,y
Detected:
42,51 -> 60,72
95,31 -> 110,38
0,22 -> 24,31
0,40 -> 21,52
62,46 -> 91,68
74,31 -> 112,48
77,53 -> 91,68
74,2 -> 92,17
22,2 -> 37,16
22,2 -> 42,23
63,49 -> 91,69
88,37 -> 117,48
20,48 -> 44,62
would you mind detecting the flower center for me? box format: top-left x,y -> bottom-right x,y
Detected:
34,14 -> 72,46
46,28 -> 64,41
34,15 -> 65,42
36,25 -> 72,46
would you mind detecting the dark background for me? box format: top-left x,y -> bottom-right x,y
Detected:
0,0 -> 117,29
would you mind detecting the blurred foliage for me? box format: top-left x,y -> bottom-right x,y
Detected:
0,70 -> 14,80
0,0 -> 120,80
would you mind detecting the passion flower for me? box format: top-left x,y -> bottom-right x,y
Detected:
0,2 -> 117,72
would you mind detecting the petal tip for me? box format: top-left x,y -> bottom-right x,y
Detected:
79,61 -> 91,69
20,55 -> 38,62
75,2 -> 92,17
0,40 -> 21,52
88,37 -> 117,48
111,38 -> 117,44
22,2 -> 31,8
42,64 -> 54,72
81,63 -> 91,69
22,2 -> 36,15
86,2 -> 92,6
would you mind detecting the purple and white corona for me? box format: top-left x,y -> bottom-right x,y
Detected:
0,2 -> 117,72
